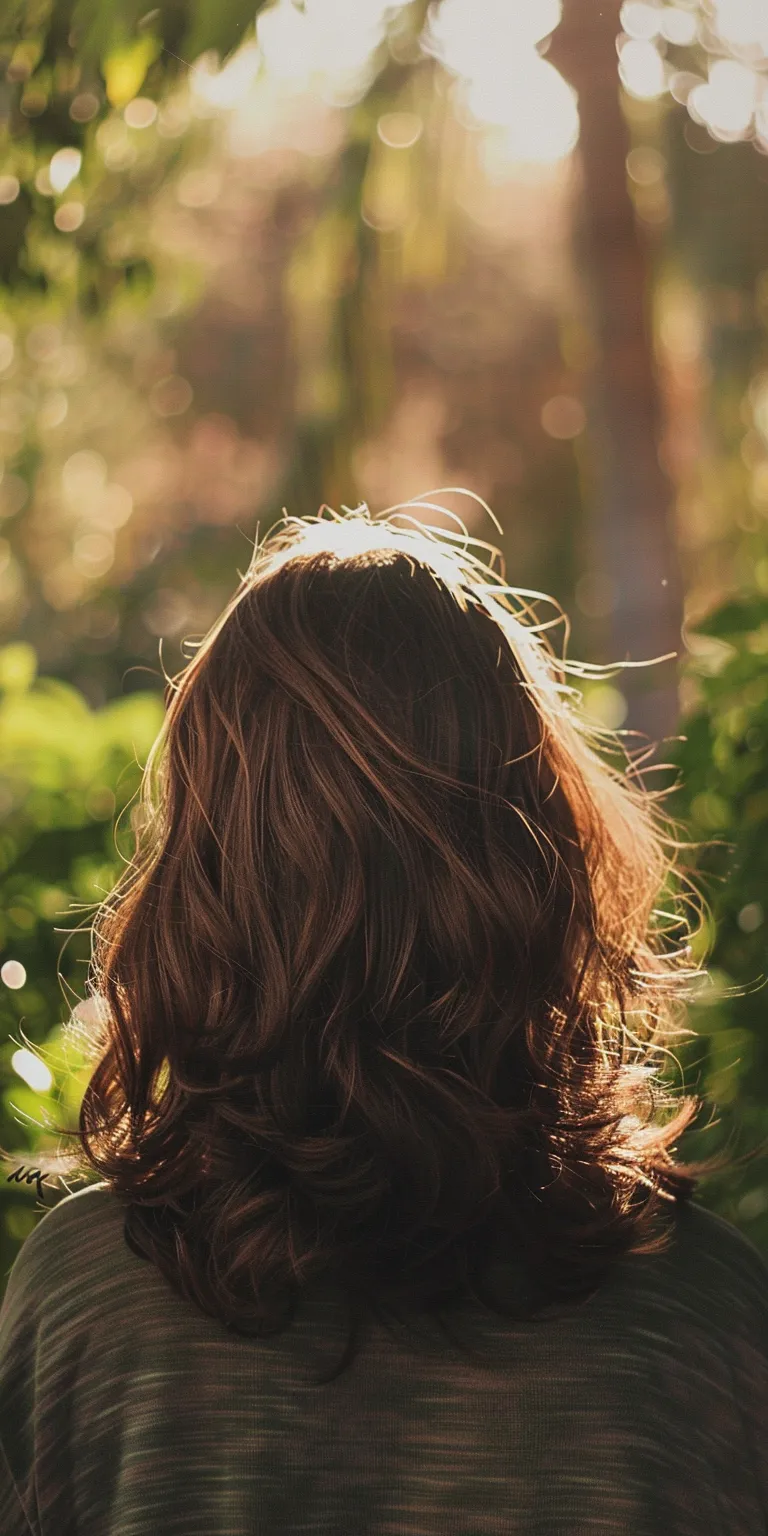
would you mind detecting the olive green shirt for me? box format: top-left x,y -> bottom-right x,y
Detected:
0,1183 -> 766,1535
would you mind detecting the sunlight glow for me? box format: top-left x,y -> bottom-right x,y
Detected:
465,57 -> 578,161
191,43 -> 262,108
269,505 -> 480,598
11,1048 -> 53,1094
712,0 -> 768,55
425,0 -> 563,66
176,0 -> 583,168
424,0 -> 577,164
689,59 -> 761,139
256,0 -> 412,101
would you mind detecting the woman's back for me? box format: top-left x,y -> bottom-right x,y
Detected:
4,510 -> 766,1535
1,1182 -> 765,1536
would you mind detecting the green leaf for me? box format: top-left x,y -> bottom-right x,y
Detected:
104,34 -> 162,106
182,0 -> 264,65
0,644 -> 37,695
694,598 -> 768,639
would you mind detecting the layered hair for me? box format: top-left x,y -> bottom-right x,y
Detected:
53,503 -> 736,1381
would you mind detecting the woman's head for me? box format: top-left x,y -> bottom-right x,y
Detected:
63,504 -> 726,1378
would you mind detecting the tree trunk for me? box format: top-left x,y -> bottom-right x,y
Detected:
549,0 -> 683,764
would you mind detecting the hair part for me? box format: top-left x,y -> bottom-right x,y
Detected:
50,503 -> 744,1383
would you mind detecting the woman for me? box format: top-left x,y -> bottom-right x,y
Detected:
1,503 -> 766,1535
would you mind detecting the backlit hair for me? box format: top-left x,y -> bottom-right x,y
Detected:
56,500 -> 733,1382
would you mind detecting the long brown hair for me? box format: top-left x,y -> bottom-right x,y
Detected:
53,503 -> 739,1381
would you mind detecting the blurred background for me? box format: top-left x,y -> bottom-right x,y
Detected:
0,0 -> 767,1285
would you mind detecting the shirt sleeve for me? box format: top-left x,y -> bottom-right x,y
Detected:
706,1212 -> 768,1522
0,1434 -> 37,1536
726,1291 -> 768,1521
0,1235 -> 44,1536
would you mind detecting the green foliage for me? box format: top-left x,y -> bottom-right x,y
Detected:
673,594 -> 768,1009
0,640 -> 164,1279
3,0 -> 260,79
669,588 -> 768,1242
0,0 -> 270,312
180,0 -> 256,64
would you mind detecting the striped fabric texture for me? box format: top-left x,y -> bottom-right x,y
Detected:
0,1182 -> 766,1535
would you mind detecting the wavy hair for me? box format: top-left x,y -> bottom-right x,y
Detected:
52,501 -> 738,1382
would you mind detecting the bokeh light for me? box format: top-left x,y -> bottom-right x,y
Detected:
620,3 -> 664,41
582,684 -> 629,730
541,395 -> 587,439
70,92 -> 100,123
712,0 -> 768,55
738,901 -> 765,933
1,960 -> 27,990
660,9 -> 699,46
48,147 -> 82,193
10,1048 -> 52,1093
618,38 -> 668,100
689,59 -> 761,140
123,97 -> 158,129
377,112 -> 424,149
54,202 -> 85,232
575,572 -> 618,620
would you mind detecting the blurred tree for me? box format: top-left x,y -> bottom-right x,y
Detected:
550,0 -> 683,756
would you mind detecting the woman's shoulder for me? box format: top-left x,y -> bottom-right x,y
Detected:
608,1196 -> 768,1344
670,1197 -> 768,1287
18,1179 -> 120,1248
5,1183 -> 767,1345
13,1181 -> 768,1283
2,1182 -> 125,1305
